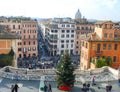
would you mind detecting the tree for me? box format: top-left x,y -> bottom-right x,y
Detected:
0,48 -> 14,67
56,51 -> 75,90
95,57 -> 113,68
8,48 -> 14,56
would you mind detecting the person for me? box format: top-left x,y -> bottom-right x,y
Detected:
83,83 -> 86,89
14,84 -> 19,92
118,78 -> 120,87
109,84 -> 112,92
48,83 -> 52,92
11,84 -> 15,92
44,84 -> 48,92
91,75 -> 96,86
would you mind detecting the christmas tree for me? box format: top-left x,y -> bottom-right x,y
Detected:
56,51 -> 75,90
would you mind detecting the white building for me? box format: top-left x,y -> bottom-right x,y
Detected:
41,18 -> 76,56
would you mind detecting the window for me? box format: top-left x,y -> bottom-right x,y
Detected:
77,41 -> 79,44
61,50 -> 64,54
33,41 -> 35,45
71,34 -> 74,37
55,30 -> 58,33
32,47 -> 36,51
24,42 -> 26,45
108,44 -> 112,50
70,50 -> 73,54
66,24 -> 70,27
71,25 -> 75,28
18,48 -> 21,51
103,44 -> 106,50
62,30 -> 65,33
62,25 -> 65,27
113,56 -> 116,62
29,41 -> 31,45
104,33 -> 107,37
18,25 -> 20,29
29,35 -> 30,39
24,30 -> 26,33
28,47 -> 31,51
109,34 -> 112,38
61,44 -> 64,48
77,27 -> 80,30
13,25 -> 15,29
71,40 -> 74,43
67,30 -> 69,33
51,30 -> 54,32
61,34 -> 64,38
66,40 -> 69,43
61,40 -> 64,43
71,30 -> 74,33
66,34 -> 69,38
114,44 -> 118,50
81,27 -> 84,30
114,34 -> 117,38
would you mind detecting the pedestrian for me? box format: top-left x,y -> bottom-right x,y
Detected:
48,83 -> 52,92
91,75 -> 95,86
14,84 -> 19,92
118,77 -> 120,87
44,84 -> 48,92
11,84 -> 15,92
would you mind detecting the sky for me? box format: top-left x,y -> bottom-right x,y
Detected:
0,0 -> 120,21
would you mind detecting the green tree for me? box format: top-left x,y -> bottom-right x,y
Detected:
56,51 -> 75,89
8,48 -> 14,56
0,48 -> 14,67
95,57 -> 113,68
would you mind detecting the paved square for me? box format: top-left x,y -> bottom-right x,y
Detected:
0,78 -> 120,92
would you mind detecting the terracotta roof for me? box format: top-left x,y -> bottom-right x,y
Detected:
95,21 -> 112,24
80,32 -> 120,42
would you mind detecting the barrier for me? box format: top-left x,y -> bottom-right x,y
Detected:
0,66 -> 118,82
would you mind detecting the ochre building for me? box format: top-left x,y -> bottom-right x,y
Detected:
80,21 -> 120,70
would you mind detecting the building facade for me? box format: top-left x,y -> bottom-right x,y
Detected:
80,21 -> 120,70
0,17 -> 38,58
41,18 -> 76,56
74,9 -> 95,55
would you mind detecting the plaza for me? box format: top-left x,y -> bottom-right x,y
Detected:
0,78 -> 120,92
0,66 -> 120,92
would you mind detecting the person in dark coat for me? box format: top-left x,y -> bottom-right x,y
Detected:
44,84 -> 48,92
11,84 -> 15,92
14,84 -> 19,92
48,83 -> 52,92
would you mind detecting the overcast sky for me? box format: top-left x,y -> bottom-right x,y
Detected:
0,0 -> 120,21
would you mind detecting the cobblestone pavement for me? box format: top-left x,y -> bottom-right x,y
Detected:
0,78 -> 120,92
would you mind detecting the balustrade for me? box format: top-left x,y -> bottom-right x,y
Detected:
0,66 -> 118,82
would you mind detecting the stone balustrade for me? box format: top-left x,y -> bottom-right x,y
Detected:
0,66 -> 119,82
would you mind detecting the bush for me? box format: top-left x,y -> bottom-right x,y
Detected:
0,48 -> 14,67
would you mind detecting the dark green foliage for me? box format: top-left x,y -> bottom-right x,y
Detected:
94,56 -> 113,68
8,48 -> 14,56
0,48 -> 14,67
56,51 -> 75,88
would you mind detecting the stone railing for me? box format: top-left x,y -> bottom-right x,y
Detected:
0,66 -> 119,82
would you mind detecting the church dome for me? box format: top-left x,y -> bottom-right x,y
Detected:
75,9 -> 82,19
